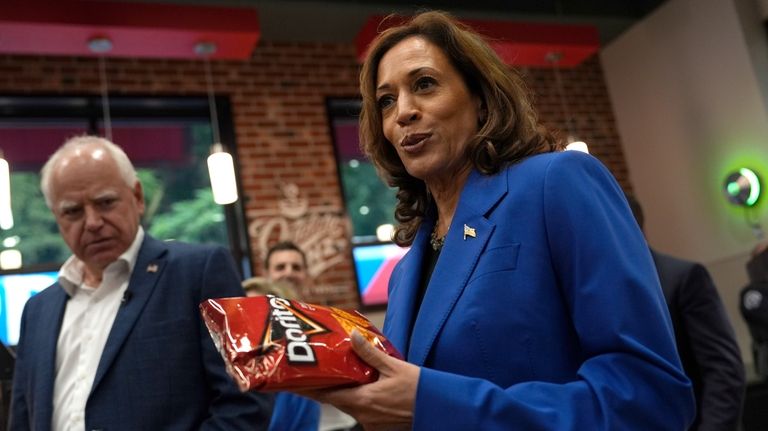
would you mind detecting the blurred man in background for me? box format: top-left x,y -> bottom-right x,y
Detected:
260,241 -> 359,431
265,241 -> 309,297
627,193 -> 745,430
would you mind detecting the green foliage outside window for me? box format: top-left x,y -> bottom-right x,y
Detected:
338,160 -> 397,241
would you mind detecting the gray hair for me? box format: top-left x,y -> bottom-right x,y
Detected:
40,135 -> 138,208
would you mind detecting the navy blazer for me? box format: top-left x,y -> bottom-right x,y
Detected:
652,250 -> 745,430
9,235 -> 273,431
383,151 -> 695,430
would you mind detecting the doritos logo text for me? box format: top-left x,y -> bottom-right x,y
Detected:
264,295 -> 326,364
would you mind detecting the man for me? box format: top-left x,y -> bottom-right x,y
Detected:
262,241 -> 361,431
260,241 -> 322,431
9,136 -> 272,430
265,241 -> 309,294
627,194 -> 746,430
740,241 -> 768,377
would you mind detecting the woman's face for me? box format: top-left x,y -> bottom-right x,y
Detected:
376,36 -> 481,184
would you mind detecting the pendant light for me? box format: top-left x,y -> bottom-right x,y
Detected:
547,51 -> 588,153
0,150 -> 13,230
196,41 -> 239,205
88,36 -> 113,140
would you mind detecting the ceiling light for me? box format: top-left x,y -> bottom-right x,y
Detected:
87,36 -> 113,54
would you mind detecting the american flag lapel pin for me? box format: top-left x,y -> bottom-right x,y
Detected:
463,224 -> 476,240
147,263 -> 158,273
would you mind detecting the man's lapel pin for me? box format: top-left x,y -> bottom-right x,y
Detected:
147,263 -> 158,273
463,224 -> 477,240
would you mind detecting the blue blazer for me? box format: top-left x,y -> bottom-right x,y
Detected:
268,393 -> 320,431
384,151 -> 695,430
9,235 -> 273,431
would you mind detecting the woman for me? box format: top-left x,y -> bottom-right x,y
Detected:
307,11 -> 695,430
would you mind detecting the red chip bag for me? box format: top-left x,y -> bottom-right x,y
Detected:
200,295 -> 402,392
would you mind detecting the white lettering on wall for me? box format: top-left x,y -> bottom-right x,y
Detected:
247,182 -> 352,279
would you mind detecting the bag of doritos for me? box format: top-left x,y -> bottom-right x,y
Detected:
200,295 -> 402,391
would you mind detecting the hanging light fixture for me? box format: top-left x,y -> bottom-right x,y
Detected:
0,150 -> 13,230
196,41 -> 239,205
88,36 -> 113,140
547,51 -> 588,154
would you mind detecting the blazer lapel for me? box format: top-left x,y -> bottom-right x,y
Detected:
91,236 -> 167,392
407,170 -> 508,366
38,286 -> 69,425
383,226 -> 430,358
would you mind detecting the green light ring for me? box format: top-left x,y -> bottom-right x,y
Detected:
739,167 -> 761,206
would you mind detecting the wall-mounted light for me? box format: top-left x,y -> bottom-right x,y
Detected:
197,41 -> 238,205
724,167 -> 761,207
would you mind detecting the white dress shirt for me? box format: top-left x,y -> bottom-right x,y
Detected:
52,228 -> 144,431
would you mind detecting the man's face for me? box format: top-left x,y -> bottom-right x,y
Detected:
49,145 -> 144,272
266,250 -> 307,289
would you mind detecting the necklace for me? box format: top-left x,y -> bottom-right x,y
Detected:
430,225 -> 446,250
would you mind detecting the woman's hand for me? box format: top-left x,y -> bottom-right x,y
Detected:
300,330 -> 419,431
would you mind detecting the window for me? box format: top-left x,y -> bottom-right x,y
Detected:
327,98 -> 405,308
327,98 -> 397,243
0,95 -> 251,344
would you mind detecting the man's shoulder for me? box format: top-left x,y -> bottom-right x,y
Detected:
22,281 -> 64,317
651,249 -> 713,288
652,249 -> 697,269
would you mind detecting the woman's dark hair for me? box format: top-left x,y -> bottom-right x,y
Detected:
359,10 -> 563,246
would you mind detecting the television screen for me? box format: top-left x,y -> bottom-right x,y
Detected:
352,243 -> 408,307
0,271 -> 58,346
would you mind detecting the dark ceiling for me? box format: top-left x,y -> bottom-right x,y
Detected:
138,0 -> 668,46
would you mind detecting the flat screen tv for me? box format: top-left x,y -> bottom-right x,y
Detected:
0,271 -> 58,346
352,243 -> 408,308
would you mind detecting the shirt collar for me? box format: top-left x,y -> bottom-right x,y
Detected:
59,227 -> 145,296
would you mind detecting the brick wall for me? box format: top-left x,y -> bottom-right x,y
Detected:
0,42 -> 628,308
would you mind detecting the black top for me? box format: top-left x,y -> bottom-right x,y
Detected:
410,242 -> 442,337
